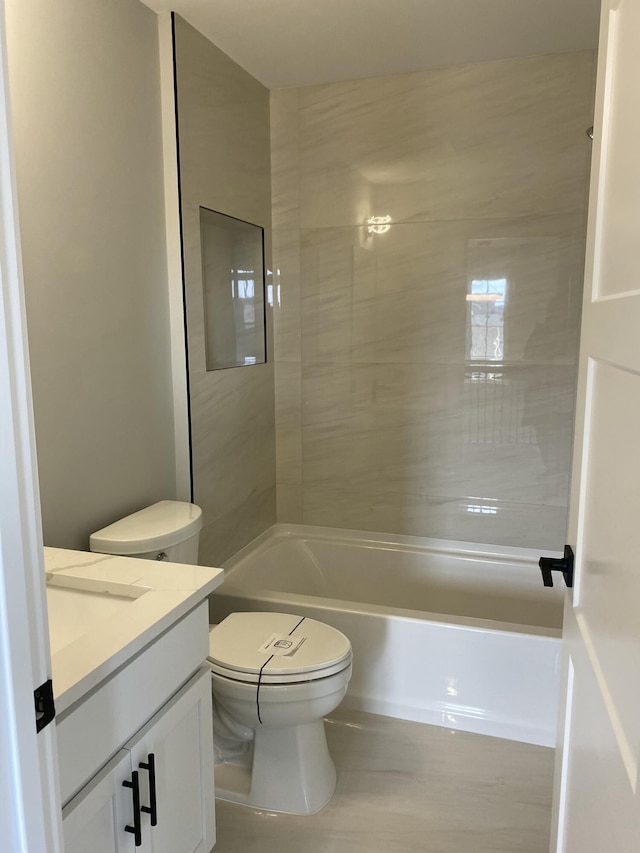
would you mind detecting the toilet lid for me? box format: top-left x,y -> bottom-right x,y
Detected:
208,612 -> 352,685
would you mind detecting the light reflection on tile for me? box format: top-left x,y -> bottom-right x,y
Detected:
300,218 -> 584,366
213,709 -> 555,852
301,486 -> 567,551
301,363 -> 575,511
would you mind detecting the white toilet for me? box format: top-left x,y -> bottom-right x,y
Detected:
208,611 -> 352,814
89,501 -> 353,815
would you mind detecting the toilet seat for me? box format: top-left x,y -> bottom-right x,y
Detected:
208,612 -> 352,685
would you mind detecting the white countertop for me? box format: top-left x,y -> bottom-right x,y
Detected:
44,548 -> 224,715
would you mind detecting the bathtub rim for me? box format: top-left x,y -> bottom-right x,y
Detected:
213,585 -> 562,640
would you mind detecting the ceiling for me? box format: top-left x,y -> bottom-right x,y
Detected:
140,0 -> 601,89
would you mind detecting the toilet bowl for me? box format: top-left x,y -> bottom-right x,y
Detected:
208,611 -> 352,815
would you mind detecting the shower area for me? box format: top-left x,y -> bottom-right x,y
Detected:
270,51 -> 595,552
175,18 -> 595,563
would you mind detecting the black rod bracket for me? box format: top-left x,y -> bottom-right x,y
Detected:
34,679 -> 55,733
539,545 -> 574,588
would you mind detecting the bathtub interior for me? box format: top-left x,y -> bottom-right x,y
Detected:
220,524 -> 564,630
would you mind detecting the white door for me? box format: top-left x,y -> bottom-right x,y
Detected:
0,1 -> 63,850
551,1 -> 640,850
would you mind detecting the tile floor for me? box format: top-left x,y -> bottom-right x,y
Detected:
212,710 -> 555,852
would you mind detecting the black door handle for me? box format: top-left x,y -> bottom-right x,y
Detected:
139,753 -> 158,826
123,770 -> 142,847
539,545 -> 574,588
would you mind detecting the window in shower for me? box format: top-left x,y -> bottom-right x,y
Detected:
200,207 -> 266,370
466,277 -> 507,362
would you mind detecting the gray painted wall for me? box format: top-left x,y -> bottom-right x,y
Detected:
6,0 -> 177,549
173,15 -> 276,565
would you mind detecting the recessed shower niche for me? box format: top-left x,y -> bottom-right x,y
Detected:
200,207 -> 266,371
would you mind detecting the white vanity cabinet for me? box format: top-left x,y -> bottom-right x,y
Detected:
126,666 -> 215,853
58,602 -> 215,853
63,667 -> 214,852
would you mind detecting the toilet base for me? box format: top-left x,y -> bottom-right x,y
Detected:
214,718 -> 337,815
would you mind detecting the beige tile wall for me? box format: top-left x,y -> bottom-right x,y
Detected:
271,51 -> 596,549
174,16 -> 276,565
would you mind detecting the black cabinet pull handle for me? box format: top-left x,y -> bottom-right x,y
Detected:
139,753 -> 158,827
539,545 -> 574,588
123,770 -> 142,847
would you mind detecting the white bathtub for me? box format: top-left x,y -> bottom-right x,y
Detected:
209,524 -> 564,747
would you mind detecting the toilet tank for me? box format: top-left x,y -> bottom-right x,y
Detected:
89,500 -> 203,564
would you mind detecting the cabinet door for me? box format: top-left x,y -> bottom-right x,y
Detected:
129,667 -> 215,853
62,750 -> 137,853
